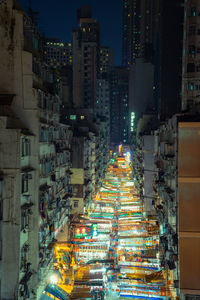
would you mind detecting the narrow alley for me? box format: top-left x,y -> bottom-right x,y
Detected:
44,149 -> 173,299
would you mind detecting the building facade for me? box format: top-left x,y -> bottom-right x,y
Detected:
110,67 -> 129,146
182,0 -> 200,113
122,0 -> 156,68
72,6 -> 100,109
0,1 -> 73,298
43,38 -> 72,69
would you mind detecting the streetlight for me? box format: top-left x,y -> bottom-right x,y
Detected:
49,274 -> 59,284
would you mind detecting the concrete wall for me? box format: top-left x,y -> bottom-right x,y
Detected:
132,58 -> 154,120
143,135 -> 155,215
178,122 -> 200,295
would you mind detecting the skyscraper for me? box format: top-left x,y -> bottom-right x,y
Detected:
110,67 -> 129,145
73,6 -> 100,109
122,0 -> 155,68
99,46 -> 114,78
94,46 -> 114,143
122,0 -> 141,68
182,0 -> 200,113
44,38 -> 72,68
154,0 -> 184,121
123,0 -> 184,122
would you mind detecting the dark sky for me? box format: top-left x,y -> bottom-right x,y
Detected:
19,0 -> 122,65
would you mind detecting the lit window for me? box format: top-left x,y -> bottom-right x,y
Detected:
188,82 -> 194,91
70,115 -> 76,120
80,116 -> 85,120
190,7 -> 197,17
188,45 -> 196,57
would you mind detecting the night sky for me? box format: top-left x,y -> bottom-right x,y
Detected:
19,0 -> 122,65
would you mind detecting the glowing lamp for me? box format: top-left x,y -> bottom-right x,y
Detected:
81,228 -> 86,234
49,274 -> 58,284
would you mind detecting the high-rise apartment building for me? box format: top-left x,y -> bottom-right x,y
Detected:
99,46 -> 114,78
95,79 -> 110,121
155,0 -> 184,121
73,6 -> 100,109
125,0 -> 184,123
110,67 -> 129,145
0,2 -> 73,298
94,46 -> 114,143
182,0 -> 200,113
44,38 -> 72,68
122,0 -> 156,68
122,0 -> 140,67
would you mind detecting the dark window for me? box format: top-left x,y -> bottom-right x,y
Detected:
21,210 -> 29,231
189,25 -> 196,35
187,99 -> 194,110
21,138 -> 31,157
187,63 -> 195,72
20,243 -> 29,270
74,201 -> 79,208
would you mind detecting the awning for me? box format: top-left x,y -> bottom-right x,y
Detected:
21,167 -> 35,173
44,284 -> 69,300
21,129 -> 34,136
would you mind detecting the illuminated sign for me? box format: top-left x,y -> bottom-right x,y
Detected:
130,112 -> 135,132
73,227 -> 90,238
126,151 -> 131,163
119,144 -> 122,153
91,224 -> 98,237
